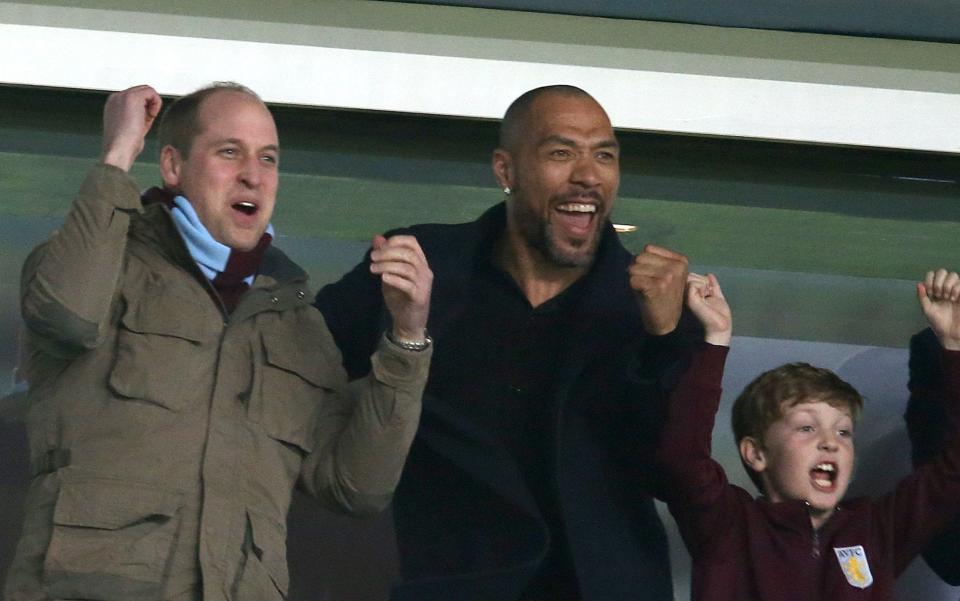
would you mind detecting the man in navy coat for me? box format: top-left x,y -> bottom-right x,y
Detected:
314,85 -> 699,600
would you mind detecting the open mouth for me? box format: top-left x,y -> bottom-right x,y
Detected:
233,201 -> 258,216
555,202 -> 597,233
810,462 -> 838,492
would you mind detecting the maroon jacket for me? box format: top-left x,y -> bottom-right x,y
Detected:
656,343 -> 960,601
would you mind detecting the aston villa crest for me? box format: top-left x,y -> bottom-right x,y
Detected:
834,545 -> 874,589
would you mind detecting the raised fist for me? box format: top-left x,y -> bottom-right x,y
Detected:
101,85 -> 163,172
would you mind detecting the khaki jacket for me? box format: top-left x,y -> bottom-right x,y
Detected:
7,165 -> 430,601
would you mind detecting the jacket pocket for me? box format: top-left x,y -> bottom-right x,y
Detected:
42,471 -> 183,601
234,510 -> 289,600
253,329 -> 337,453
108,294 -> 211,411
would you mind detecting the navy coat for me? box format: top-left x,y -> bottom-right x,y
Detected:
315,203 -> 699,600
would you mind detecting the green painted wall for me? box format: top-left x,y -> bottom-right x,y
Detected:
1,84 -> 958,376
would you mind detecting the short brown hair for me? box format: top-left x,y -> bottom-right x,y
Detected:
732,362 -> 863,491
157,82 -> 262,158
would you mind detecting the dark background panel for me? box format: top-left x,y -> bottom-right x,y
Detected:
393,0 -> 960,43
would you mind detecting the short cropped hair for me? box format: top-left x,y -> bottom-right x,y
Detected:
157,82 -> 262,158
498,84 -> 595,151
732,362 -> 864,492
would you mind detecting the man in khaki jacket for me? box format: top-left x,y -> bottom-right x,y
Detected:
6,83 -> 433,601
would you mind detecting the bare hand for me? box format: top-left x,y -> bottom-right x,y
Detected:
101,85 -> 163,172
686,273 -> 732,346
369,234 -> 433,342
629,244 -> 688,335
919,268 -> 960,350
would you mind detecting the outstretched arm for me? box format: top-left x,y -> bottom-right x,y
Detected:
21,86 -> 161,352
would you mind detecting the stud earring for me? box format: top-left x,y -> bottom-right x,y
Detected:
503,187 -> 511,195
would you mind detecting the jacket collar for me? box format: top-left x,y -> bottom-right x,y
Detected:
431,202 -> 636,320
133,201 -> 307,287
131,203 -> 309,324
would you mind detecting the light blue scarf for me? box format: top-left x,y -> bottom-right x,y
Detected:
169,195 -> 275,286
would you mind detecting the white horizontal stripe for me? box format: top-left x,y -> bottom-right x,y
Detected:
1,23 -> 957,153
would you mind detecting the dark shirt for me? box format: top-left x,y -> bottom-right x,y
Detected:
427,247 -> 584,599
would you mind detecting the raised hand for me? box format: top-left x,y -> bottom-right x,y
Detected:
918,268 -> 960,351
629,244 -> 689,335
686,273 -> 732,347
369,234 -> 433,343
100,85 -> 163,172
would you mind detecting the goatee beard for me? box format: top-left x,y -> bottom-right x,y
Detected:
513,190 -> 601,268
540,221 -> 597,268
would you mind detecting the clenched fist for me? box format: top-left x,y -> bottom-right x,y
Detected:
919,268 -> 960,351
628,244 -> 688,335
101,85 -> 163,172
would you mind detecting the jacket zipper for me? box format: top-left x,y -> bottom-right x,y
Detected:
807,502 -> 821,558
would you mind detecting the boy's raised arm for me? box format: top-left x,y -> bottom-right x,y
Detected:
653,274 -> 734,556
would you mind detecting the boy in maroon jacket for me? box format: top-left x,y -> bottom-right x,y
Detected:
656,269 -> 960,601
